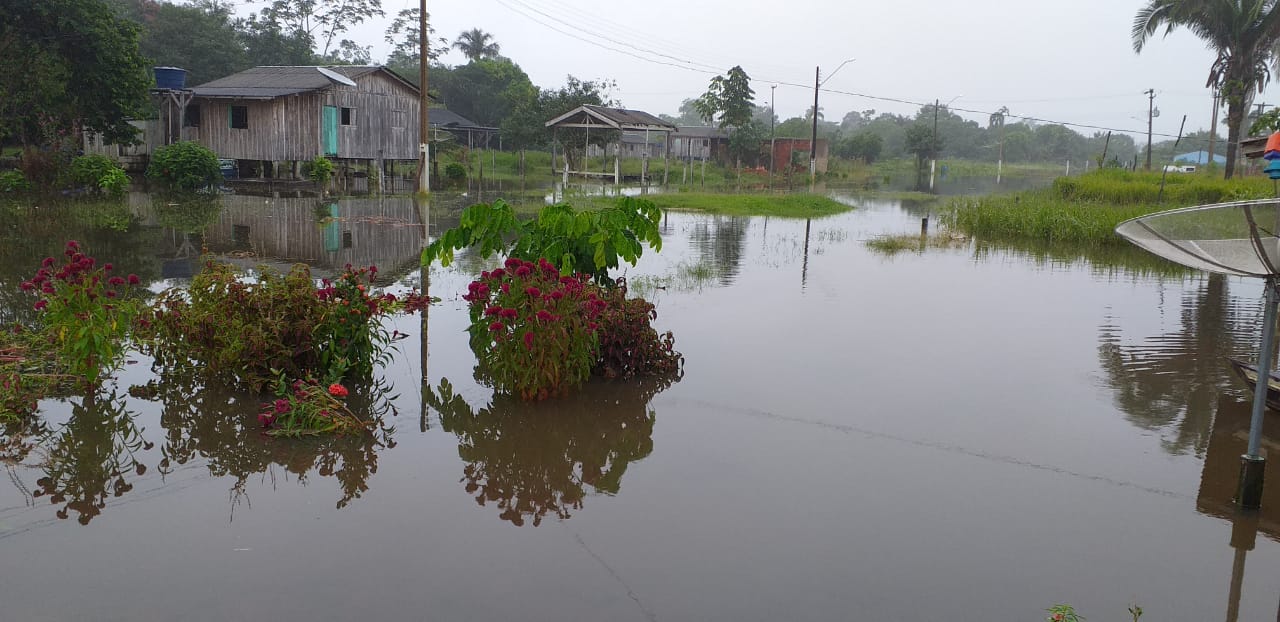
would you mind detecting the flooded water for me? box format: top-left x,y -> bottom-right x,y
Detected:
4,191 -> 1280,621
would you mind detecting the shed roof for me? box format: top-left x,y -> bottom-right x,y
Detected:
430,108 -> 488,129
673,125 -> 729,139
191,66 -> 420,100
545,104 -> 676,132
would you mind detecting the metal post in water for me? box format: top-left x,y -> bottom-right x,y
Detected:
1240,277 -> 1278,508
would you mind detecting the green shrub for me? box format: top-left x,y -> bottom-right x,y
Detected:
444,162 -> 467,187
147,141 -> 220,191
306,156 -> 335,186
136,262 -> 402,392
70,154 -> 128,197
0,170 -> 30,193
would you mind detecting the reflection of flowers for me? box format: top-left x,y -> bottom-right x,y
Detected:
138,370 -> 393,511
33,391 -> 150,525
427,373 -> 678,527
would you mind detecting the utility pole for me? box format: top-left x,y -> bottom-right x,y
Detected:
770,84 -> 777,181
1145,88 -> 1155,171
810,66 -> 819,185
931,98 -> 940,190
417,0 -> 431,194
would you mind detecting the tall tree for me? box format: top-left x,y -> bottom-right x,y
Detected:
237,11 -> 316,66
120,0 -> 249,85
453,28 -> 500,62
0,0 -> 151,148
384,7 -> 447,71
434,58 -> 537,128
693,66 -> 756,130
1133,0 -> 1280,178
248,0 -> 384,59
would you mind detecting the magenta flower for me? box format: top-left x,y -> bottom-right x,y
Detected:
257,412 -> 277,428
536,309 -> 553,322
103,263 -> 113,272
108,276 -> 125,286
500,308 -> 518,319
505,257 -> 521,269
273,399 -> 291,414
127,274 -> 140,285
33,300 -> 47,311
523,331 -> 534,350
41,257 -> 54,268
515,265 -> 532,277
19,281 -> 33,292
488,321 -> 504,332
485,305 -> 502,317
525,286 -> 541,298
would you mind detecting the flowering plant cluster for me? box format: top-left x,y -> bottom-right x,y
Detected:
465,258 -> 604,400
463,258 -> 682,401
138,262 -> 406,392
20,240 -> 142,387
258,377 -> 367,437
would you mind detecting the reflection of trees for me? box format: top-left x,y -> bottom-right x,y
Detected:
426,375 -> 676,526
688,216 -> 749,285
137,372 -> 393,511
33,391 -> 150,525
1099,274 -> 1261,456
0,202 -> 163,327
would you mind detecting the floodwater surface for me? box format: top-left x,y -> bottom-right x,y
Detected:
3,192 -> 1280,621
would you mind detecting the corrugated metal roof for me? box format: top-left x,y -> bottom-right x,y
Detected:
429,108 -> 481,128
582,104 -> 674,129
546,104 -> 677,131
191,66 -> 412,99
673,125 -> 728,138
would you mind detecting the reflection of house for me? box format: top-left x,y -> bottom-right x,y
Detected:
670,126 -> 728,161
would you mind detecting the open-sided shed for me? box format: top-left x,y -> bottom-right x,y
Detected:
545,104 -> 676,185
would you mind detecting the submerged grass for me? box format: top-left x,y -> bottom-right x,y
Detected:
864,232 -> 971,256
944,169 -> 1278,246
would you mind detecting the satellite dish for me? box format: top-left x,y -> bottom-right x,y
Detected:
1117,199 -> 1280,508
317,67 -> 357,87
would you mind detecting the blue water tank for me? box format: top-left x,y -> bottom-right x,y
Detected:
153,67 -> 187,90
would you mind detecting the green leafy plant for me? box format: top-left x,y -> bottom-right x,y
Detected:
464,257 -> 604,400
594,277 -> 682,379
444,162 -> 467,187
306,155 -> 335,187
462,258 -> 681,400
0,170 -> 31,193
1046,604 -> 1084,622
258,377 -> 369,437
21,240 -> 143,387
146,140 -> 220,191
137,262 -> 405,392
69,154 -> 128,197
423,197 -> 663,284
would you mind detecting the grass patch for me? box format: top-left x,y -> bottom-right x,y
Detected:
865,232 -> 970,256
609,192 -> 851,218
944,169 -> 1278,246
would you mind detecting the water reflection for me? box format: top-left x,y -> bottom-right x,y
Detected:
139,373 -> 394,512
688,216 -> 749,286
425,377 -> 675,526
1099,275 -> 1261,456
32,391 -> 150,525
1197,396 -> 1280,621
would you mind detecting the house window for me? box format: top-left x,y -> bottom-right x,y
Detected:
184,104 -> 201,127
229,105 -> 248,129
341,107 -> 353,126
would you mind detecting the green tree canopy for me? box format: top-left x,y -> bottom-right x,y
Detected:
118,0 -> 249,85
434,58 -> 537,128
453,28 -> 500,62
1133,0 -> 1280,178
693,66 -> 756,130
0,0 -> 151,147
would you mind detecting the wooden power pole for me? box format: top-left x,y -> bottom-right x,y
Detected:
1145,88 -> 1155,171
417,0 -> 431,194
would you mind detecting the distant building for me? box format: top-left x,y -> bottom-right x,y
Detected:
586,131 -> 667,159
1173,150 -> 1226,166
670,126 -> 729,161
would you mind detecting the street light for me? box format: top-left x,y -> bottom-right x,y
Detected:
930,94 -> 961,191
810,58 -> 856,184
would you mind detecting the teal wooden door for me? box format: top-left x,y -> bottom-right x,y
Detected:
322,106 -> 338,156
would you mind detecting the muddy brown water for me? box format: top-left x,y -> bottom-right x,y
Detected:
3,193 -> 1280,621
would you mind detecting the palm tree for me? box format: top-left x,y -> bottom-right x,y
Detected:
1133,0 -> 1280,178
452,28 -> 500,62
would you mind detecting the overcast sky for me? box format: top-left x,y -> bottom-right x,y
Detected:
245,0 -> 1280,141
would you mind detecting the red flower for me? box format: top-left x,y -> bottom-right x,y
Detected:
525,286 -> 541,298
536,309 -> 553,322
500,308 -> 518,319
127,274 -> 140,285
33,300 -> 47,311
19,281 -> 33,292
103,263 -> 113,272
108,276 -> 125,286
328,383 -> 349,397
523,331 -> 534,350
273,399 -> 291,414
490,268 -> 506,279
485,305 -> 502,316
41,257 -> 54,268
505,257 -> 521,269
515,265 -> 532,277
258,412 -> 277,428
489,321 -> 504,332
